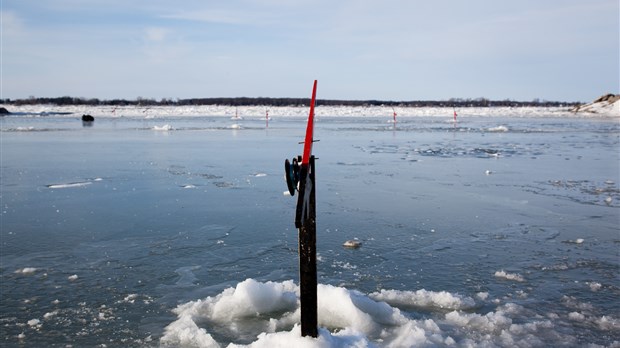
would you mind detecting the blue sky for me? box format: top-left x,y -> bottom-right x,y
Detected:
2,0 -> 618,102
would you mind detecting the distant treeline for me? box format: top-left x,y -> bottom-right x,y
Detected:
1,96 -> 579,108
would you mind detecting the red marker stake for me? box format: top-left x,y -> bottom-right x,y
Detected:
301,80 -> 317,166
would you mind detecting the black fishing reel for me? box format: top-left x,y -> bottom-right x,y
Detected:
284,156 -> 301,196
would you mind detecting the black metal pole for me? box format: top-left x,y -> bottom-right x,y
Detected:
298,156 -> 318,337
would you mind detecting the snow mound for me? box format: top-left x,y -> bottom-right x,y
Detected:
572,94 -> 620,116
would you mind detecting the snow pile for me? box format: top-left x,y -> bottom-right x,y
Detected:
160,279 -> 580,347
572,94 -> 620,116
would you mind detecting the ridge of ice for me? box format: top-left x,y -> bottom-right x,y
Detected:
5,104 -> 617,119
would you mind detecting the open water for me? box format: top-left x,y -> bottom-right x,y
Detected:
1,111 -> 619,347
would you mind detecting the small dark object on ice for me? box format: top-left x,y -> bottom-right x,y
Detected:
82,114 -> 95,122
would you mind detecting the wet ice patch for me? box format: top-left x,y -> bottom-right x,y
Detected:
174,266 -> 201,287
332,261 -> 357,270
214,181 -> 235,188
532,179 -> 620,207
363,142 -> 524,159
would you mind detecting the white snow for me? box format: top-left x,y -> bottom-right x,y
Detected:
4,104 -> 617,119
370,289 -> 476,311
572,95 -> 620,116
160,279 -> 579,347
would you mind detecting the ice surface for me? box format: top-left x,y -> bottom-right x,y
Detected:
1,109 -> 618,347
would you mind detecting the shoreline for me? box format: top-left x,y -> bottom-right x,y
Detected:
1,104 -> 618,118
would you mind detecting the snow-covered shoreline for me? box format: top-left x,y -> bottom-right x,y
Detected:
2,103 -> 618,118
571,94 -> 620,116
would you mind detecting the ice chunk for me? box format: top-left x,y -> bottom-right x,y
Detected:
371,289 -> 476,311
47,182 -> 91,189
14,267 -> 38,275
343,240 -> 362,248
487,125 -> 508,132
494,270 -> 525,282
153,124 -> 173,131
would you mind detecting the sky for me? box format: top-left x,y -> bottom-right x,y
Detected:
1,0 -> 618,102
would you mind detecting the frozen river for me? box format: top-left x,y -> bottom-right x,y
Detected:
1,108 -> 619,347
